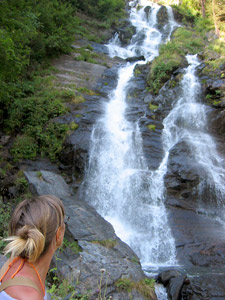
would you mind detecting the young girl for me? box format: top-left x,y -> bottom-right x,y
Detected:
0,195 -> 65,300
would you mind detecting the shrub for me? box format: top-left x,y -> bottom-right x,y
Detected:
11,135 -> 38,160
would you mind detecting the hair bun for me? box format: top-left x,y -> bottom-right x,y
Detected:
18,225 -> 33,240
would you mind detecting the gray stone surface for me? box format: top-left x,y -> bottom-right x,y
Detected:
0,254 -> 7,269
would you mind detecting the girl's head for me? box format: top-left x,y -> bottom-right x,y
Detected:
3,195 -> 65,263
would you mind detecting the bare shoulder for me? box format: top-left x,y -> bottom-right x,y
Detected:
5,286 -> 43,300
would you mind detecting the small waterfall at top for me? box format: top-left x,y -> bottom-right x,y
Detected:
163,54 -> 225,217
81,0 -> 178,270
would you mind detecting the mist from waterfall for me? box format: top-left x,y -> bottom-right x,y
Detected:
82,1 -> 178,268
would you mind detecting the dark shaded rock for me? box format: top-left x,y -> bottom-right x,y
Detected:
24,170 -> 156,300
165,141 -> 207,205
210,109 -> 225,139
144,6 -> 152,19
172,8 -> 195,24
156,6 -> 168,30
126,55 -> 145,62
115,20 -> 136,46
157,270 -> 186,300
157,270 -> 181,285
168,274 -> 187,300
59,129 -> 90,179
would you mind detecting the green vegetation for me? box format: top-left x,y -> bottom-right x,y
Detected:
149,104 -> 158,111
62,238 -> 81,254
0,0 -> 77,123
160,0 -> 224,40
76,87 -> 97,95
70,122 -> 79,131
147,27 -> 205,94
115,278 -> 133,292
92,239 -> 117,248
0,173 -> 32,252
0,0 -> 126,163
147,124 -> 156,131
0,199 -> 12,252
6,74 -> 70,162
74,47 -> 100,64
115,277 -> 155,300
74,0 -> 125,21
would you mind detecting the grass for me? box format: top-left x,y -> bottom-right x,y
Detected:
76,87 -> 96,95
92,239 -> 117,248
115,277 -> 155,300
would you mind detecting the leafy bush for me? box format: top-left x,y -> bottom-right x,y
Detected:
0,0 -> 77,128
11,135 -> 38,160
5,74 -> 70,161
75,0 -> 125,20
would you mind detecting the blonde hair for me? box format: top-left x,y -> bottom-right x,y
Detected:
3,195 -> 64,263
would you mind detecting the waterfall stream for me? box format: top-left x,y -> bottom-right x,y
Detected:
81,0 -> 225,281
163,54 -> 225,216
82,0 -> 178,270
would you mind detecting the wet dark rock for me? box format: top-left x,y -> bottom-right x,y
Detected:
24,170 -> 155,300
157,270 -> 181,285
210,109 -> 225,142
114,20 -> 136,46
156,6 -> 169,30
168,274 -> 187,300
59,129 -> 91,179
165,141 -> 208,206
126,55 -> 145,62
157,270 -> 186,300
144,6 -> 152,20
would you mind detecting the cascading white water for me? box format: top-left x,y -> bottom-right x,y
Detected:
82,0 -> 177,269
163,54 -> 225,213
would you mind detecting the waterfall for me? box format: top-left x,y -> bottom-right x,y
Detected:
82,1 -> 178,269
163,54 -> 225,215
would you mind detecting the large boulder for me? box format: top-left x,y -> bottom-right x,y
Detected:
24,170 -> 156,299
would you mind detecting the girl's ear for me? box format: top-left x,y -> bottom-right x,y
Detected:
55,224 -> 65,248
